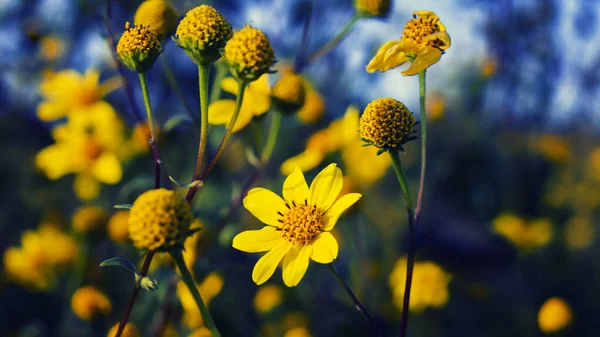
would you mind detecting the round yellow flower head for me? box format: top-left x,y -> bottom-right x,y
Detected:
71,286 -> 112,320
225,25 -> 276,82
117,22 -> 163,73
72,206 -> 107,234
360,97 -> 416,152
538,297 -> 572,333
254,284 -> 283,313
107,322 -> 140,337
128,188 -> 196,251
107,210 -> 130,244
272,70 -> 305,113
134,0 -> 179,40
354,0 -> 391,17
174,5 -> 233,65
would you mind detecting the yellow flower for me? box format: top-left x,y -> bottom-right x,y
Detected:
272,69 -> 305,113
72,205 -> 108,234
538,297 -> 572,333
531,134 -> 570,163
233,164 -> 361,287
178,273 -> 224,328
37,69 -> 121,121
354,0 -> 391,18
389,257 -> 452,312
360,97 -> 416,151
107,322 -> 140,337
565,215 -> 595,250
342,138 -> 391,187
134,0 -> 179,40
366,11 -> 451,76
481,57 -> 498,77
40,36 -> 64,61
71,286 -> 112,320
492,213 -> 553,252
117,22 -> 163,73
35,102 -> 126,200
297,80 -> 325,124
254,284 -> 283,313
108,210 -> 130,244
225,25 -> 276,82
208,75 -> 271,132
426,92 -> 445,121
188,327 -> 212,337
284,327 -> 312,337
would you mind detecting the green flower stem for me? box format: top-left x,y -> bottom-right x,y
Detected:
328,263 -> 379,336
250,120 -> 264,154
138,72 -> 161,189
170,250 -> 221,337
260,110 -> 282,164
416,70 -> 427,216
210,60 -> 229,103
389,151 -> 414,216
309,13 -> 360,63
160,57 -> 196,123
186,64 -> 211,203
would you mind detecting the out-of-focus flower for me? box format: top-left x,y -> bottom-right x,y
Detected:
117,22 -> 163,73
284,327 -> 312,337
134,0 -> 179,40
72,205 -> 107,234
360,97 -> 416,151
37,69 -> 121,121
218,138 -> 247,172
254,284 -> 283,313
35,102 -> 126,200
272,69 -> 305,113
178,272 -> 224,328
297,80 -> 325,124
108,210 -> 130,244
225,25 -> 276,82
538,297 -> 572,333
129,122 -> 160,154
531,134 -> 570,163
282,312 -> 308,331
481,57 -> 498,77
182,225 -> 203,271
366,11 -> 451,76
39,36 -> 64,61
71,286 -> 112,320
492,213 -> 553,252
107,322 -> 140,337
188,327 -> 212,337
354,0 -> 391,18
586,147 -> 600,182
389,257 -> 451,312
233,164 -> 361,287
565,215 -> 595,250
426,92 -> 445,121
208,75 -> 271,132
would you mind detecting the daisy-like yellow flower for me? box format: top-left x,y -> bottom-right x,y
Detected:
366,10 -> 451,76
208,75 -> 270,132
233,164 -> 361,287
37,69 -> 121,121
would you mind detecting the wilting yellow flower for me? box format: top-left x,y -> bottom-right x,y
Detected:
297,80 -> 325,124
72,205 -> 107,234
134,0 -> 179,40
225,25 -> 276,82
117,22 -> 163,73
208,75 -> 271,132
108,210 -> 130,244
71,286 -> 112,320
284,327 -> 312,337
254,284 -> 283,313
354,0 -> 391,17
531,134 -> 570,163
40,36 -> 64,61
360,97 -> 416,151
233,164 -> 361,287
37,69 -> 121,121
492,213 -> 553,252
366,11 -> 451,76
36,102 -> 126,200
178,273 -> 224,328
188,327 -> 212,337
272,69 -> 305,113
426,92 -> 445,121
389,257 -> 452,312
565,215 -> 595,250
107,322 -> 140,337
538,297 -> 572,333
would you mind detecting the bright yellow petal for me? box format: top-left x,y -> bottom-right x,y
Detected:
208,100 -> 236,125
40,70 -> 81,98
340,106 -> 360,146
83,69 -> 100,88
231,107 -> 255,132
221,77 -> 239,95
323,193 -> 362,231
392,40 -> 420,54
232,227 -> 284,253
282,244 -> 312,287
252,240 -> 292,285
91,152 -> 122,184
381,53 -> 409,72
280,150 -> 324,176
282,167 -> 309,205
245,75 -> 270,115
309,163 -> 343,211
74,173 -> 100,200
243,188 -> 288,227
366,40 -> 402,73
309,232 -> 338,264
35,144 -> 75,179
37,102 -> 68,121
402,47 -> 443,76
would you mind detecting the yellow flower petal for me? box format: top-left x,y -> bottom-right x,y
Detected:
37,102 -> 68,121
309,163 -> 343,211
309,232 -> 338,264
208,100 -> 236,125
231,106 -> 255,132
245,75 -> 270,115
243,188 -> 288,227
282,167 -> 309,205
91,152 -> 122,184
252,240 -> 292,285
280,150 -> 325,176
282,244 -> 312,287
366,40 -> 401,73
233,227 -> 284,253
74,173 -> 100,200
402,47 -> 443,76
36,144 -> 75,180
221,77 -> 238,95
323,193 -> 362,231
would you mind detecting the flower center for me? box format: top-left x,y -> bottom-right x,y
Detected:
401,15 -> 447,50
83,138 -> 103,161
280,203 -> 323,245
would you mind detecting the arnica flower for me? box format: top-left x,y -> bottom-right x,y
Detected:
107,322 -> 140,337
72,205 -> 107,234
271,69 -> 305,114
134,0 -> 179,40
360,97 -> 416,153
354,0 -> 391,18
178,273 -> 224,328
35,102 -> 126,200
297,80 -> 325,124
492,213 -> 553,252
538,297 -> 573,333
174,4 -> 233,65
117,22 -> 163,73
233,164 -> 361,287
108,210 -> 130,244
254,284 -> 283,313
128,188 -> 199,251
389,257 -> 452,312
366,11 -> 451,76
225,25 -> 277,82
37,69 -> 121,122
71,286 -> 112,320
208,75 -> 271,132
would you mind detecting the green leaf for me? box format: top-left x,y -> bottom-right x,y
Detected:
99,257 -> 138,275
163,114 -> 193,133
114,204 -> 133,209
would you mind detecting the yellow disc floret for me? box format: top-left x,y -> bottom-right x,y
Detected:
128,188 -> 195,251
71,286 -> 112,320
354,0 -> 391,17
117,22 -> 162,73
360,98 -> 416,151
224,26 -> 276,82
280,204 -> 323,245
174,5 -> 233,65
272,70 -> 305,113
134,0 -> 179,40
402,11 -> 449,55
107,322 -> 140,337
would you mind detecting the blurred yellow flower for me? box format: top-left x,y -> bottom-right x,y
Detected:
233,164 -> 361,287
297,80 -> 324,124
208,75 -> 271,132
71,286 -> 112,320
538,297 -> 572,333
36,102 -> 126,200
586,147 -> 600,182
481,57 -> 498,78
254,284 -> 283,313
366,11 -> 451,76
284,327 -> 312,337
492,213 -> 553,252
37,69 -> 121,121
72,205 -> 107,234
108,210 -> 130,244
107,322 -> 140,337
39,36 -> 64,61
282,312 -> 308,331
178,272 -> 224,328
531,134 -> 570,163
426,92 -> 445,121
134,0 -> 179,40
188,327 -> 212,337
565,215 -> 595,250
389,257 -> 451,312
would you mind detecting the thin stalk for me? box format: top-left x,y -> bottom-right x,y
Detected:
185,64 -> 211,202
416,71 -> 427,216
389,151 -> 414,217
260,110 -> 282,163
328,263 -> 379,336
170,250 -> 221,337
138,72 -> 161,189
309,13 -> 360,63
160,57 -> 196,123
